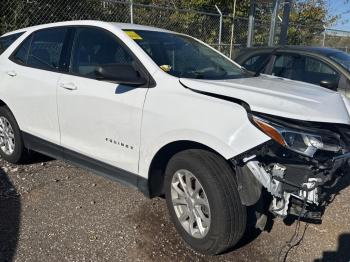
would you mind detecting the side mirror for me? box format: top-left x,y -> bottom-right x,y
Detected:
320,80 -> 338,90
95,64 -> 147,87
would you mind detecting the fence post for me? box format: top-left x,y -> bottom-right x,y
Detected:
268,0 -> 280,46
247,0 -> 256,48
279,0 -> 291,45
229,0 -> 237,58
215,5 -> 223,52
322,26 -> 327,47
130,0 -> 134,24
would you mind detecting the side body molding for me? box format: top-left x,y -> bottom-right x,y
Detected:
22,132 -> 151,197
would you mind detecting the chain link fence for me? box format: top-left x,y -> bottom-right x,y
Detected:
3,0 -> 350,56
319,29 -> 350,53
132,3 -> 222,47
0,0 -> 131,33
0,0 -> 255,57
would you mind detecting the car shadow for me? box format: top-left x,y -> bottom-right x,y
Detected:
224,203 -> 274,253
0,166 -> 21,262
20,151 -> 53,165
314,233 -> 350,262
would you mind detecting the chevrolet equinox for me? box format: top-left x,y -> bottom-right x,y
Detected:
0,21 -> 350,255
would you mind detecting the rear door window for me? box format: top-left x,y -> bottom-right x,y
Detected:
0,32 -> 24,55
26,27 -> 68,71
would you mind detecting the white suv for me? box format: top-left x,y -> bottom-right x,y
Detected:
0,21 -> 350,255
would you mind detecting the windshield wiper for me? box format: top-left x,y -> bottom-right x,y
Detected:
190,69 -> 229,79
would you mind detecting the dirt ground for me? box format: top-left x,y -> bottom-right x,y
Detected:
0,155 -> 349,262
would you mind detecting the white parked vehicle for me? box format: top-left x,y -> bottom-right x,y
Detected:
0,21 -> 349,255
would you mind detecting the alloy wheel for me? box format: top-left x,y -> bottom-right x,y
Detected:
170,169 -> 211,239
0,116 -> 15,155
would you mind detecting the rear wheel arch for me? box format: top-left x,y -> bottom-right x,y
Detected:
0,105 -> 26,163
0,99 -> 15,116
0,99 -> 24,130
147,140 -> 233,198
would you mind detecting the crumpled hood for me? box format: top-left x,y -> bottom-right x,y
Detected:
180,75 -> 350,124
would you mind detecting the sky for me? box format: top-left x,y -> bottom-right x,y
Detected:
328,0 -> 350,31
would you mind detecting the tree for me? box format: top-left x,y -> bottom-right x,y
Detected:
287,0 -> 338,45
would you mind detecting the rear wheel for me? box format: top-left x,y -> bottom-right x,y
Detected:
164,149 -> 246,255
0,107 -> 26,164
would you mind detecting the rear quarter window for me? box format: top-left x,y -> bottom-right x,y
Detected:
0,32 -> 24,55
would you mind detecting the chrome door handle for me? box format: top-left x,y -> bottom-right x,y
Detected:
7,71 -> 17,77
60,83 -> 78,91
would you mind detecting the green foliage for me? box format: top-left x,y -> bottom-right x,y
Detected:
287,0 -> 338,45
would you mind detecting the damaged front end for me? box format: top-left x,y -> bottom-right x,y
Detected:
233,112 -> 350,225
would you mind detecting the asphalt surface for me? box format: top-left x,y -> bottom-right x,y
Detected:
0,154 -> 349,262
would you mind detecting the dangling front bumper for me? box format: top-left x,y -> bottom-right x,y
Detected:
232,141 -> 350,223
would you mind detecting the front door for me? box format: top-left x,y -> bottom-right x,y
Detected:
57,26 -> 148,174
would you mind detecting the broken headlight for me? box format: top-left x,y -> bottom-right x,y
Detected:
250,114 -> 342,157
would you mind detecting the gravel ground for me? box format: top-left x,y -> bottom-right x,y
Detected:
0,155 -> 349,262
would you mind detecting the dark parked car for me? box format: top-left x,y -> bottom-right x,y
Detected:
235,46 -> 350,97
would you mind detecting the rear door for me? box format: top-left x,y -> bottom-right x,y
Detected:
57,26 -> 148,174
1,27 -> 69,144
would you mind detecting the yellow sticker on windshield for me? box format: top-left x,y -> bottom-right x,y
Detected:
160,65 -> 172,72
125,31 -> 143,40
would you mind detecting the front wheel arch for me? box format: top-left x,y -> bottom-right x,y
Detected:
147,140 -> 232,198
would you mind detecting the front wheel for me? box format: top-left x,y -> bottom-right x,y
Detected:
164,149 -> 246,255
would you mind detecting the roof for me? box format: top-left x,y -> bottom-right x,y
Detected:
1,20 -> 174,37
111,22 -> 173,33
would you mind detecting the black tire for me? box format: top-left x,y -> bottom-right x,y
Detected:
0,106 -> 26,164
164,149 -> 246,255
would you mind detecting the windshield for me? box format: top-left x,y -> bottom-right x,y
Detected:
327,51 -> 350,71
124,30 -> 248,80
